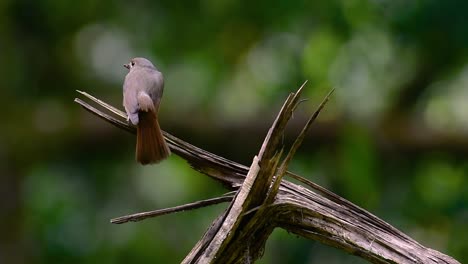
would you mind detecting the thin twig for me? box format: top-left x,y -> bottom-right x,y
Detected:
111,195 -> 234,224
74,98 -> 134,133
265,88 -> 335,204
285,88 -> 335,167
76,90 -> 128,119
291,98 -> 310,114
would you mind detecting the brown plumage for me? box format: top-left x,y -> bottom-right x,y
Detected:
123,57 -> 171,165
136,110 -> 170,164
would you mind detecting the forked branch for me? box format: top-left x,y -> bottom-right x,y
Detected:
75,84 -> 459,264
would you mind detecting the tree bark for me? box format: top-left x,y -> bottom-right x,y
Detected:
75,87 -> 460,264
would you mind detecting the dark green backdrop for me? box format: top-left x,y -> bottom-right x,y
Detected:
1,0 -> 467,263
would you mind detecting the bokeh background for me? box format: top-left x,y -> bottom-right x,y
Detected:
1,0 -> 467,263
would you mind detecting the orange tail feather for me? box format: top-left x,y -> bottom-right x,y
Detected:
136,110 -> 170,165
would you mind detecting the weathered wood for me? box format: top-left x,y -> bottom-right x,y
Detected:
111,194 -> 234,224
185,82 -> 308,263
75,87 -> 460,264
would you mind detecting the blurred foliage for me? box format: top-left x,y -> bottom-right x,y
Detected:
1,0 -> 467,263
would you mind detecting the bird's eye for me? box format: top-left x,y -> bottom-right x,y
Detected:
131,62 -> 135,66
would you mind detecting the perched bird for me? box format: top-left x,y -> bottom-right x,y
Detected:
123,57 -> 170,164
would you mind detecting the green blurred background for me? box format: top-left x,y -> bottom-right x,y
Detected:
1,0 -> 467,263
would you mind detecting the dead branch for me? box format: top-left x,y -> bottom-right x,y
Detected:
111,194 -> 234,224
75,84 -> 460,264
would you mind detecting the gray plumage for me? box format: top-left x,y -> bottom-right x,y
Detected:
123,57 -> 164,125
122,57 -> 170,165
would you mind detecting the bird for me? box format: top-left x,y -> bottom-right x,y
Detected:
123,57 -> 170,165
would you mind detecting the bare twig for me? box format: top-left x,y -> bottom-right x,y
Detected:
76,90 -> 127,119
74,98 -> 134,133
265,88 -> 335,204
111,195 -> 234,224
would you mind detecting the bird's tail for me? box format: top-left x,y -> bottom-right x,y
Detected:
136,109 -> 170,165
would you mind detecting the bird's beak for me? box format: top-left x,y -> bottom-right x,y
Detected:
124,63 -> 130,69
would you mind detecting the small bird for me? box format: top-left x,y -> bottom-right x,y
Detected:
123,57 -> 170,165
